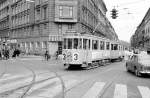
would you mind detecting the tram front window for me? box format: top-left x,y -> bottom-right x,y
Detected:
74,38 -> 78,49
64,38 -> 82,49
68,39 -> 73,49
73,38 -> 82,49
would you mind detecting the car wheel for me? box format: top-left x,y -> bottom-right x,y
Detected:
135,69 -> 141,77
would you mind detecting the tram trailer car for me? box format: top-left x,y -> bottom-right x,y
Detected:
62,33 -> 125,69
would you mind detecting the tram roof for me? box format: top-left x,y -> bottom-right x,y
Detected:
63,33 -> 121,44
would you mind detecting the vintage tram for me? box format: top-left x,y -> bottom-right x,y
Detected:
62,33 -> 125,69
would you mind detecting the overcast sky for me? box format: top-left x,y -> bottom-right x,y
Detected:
103,0 -> 150,42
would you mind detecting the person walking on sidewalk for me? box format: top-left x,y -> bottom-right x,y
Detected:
44,50 -> 50,61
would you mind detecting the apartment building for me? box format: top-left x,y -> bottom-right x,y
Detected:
0,0 -> 118,55
131,8 -> 150,51
0,0 -> 10,42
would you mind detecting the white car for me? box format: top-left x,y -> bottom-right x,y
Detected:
126,53 -> 150,76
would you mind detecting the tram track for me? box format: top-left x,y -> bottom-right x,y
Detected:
0,59 -> 69,98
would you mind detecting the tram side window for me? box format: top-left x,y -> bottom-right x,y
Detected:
89,40 -> 91,49
100,41 -> 105,50
64,38 -> 67,49
74,38 -> 78,49
92,40 -> 98,50
79,38 -> 82,49
106,42 -> 110,50
83,39 -> 88,49
68,38 -> 72,49
111,44 -> 114,50
114,44 -> 118,50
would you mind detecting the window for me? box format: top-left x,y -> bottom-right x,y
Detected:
59,6 -> 73,17
69,6 -> 73,17
92,40 -> 98,50
83,39 -> 88,49
64,38 -> 67,49
44,23 -> 47,29
42,41 -> 47,49
68,24 -> 73,29
30,42 -> 33,50
79,38 -> 82,49
100,41 -> 105,50
68,39 -> 72,49
59,6 -> 63,17
43,7 -> 47,19
74,38 -> 78,49
37,42 -> 40,48
114,44 -> 118,50
58,24 -> 62,34
89,40 -> 91,49
111,44 -> 113,50
35,9 -> 40,20
106,42 -> 110,50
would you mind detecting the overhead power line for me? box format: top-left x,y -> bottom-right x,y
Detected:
117,0 -> 146,7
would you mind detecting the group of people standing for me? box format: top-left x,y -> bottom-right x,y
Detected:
0,49 -> 9,60
44,50 -> 59,61
0,48 -> 21,60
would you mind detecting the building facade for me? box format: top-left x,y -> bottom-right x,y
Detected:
0,0 -> 118,55
131,8 -> 150,51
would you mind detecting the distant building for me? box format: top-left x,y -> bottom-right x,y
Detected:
131,8 -> 150,51
0,0 -> 118,55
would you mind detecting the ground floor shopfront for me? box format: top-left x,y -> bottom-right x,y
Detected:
10,36 -> 63,56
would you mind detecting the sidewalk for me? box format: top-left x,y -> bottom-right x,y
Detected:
18,54 -> 63,63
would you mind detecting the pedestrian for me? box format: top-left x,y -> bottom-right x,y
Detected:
44,50 -> 49,61
16,49 -> 20,57
55,50 -> 59,60
5,49 -> 9,60
2,49 -> 5,60
12,49 -> 17,58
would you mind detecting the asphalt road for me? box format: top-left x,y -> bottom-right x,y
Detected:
0,56 -> 150,98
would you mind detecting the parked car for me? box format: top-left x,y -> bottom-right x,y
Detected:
125,53 -> 150,76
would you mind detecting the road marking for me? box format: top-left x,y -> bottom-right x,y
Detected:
82,82 -> 105,98
114,84 -> 127,98
138,86 -> 150,98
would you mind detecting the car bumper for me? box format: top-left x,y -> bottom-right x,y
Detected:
139,70 -> 150,75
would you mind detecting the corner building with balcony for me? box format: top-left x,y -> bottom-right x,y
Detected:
131,8 -> 150,51
0,0 -> 118,56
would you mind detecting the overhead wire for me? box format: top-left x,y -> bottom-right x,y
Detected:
116,0 -> 147,7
